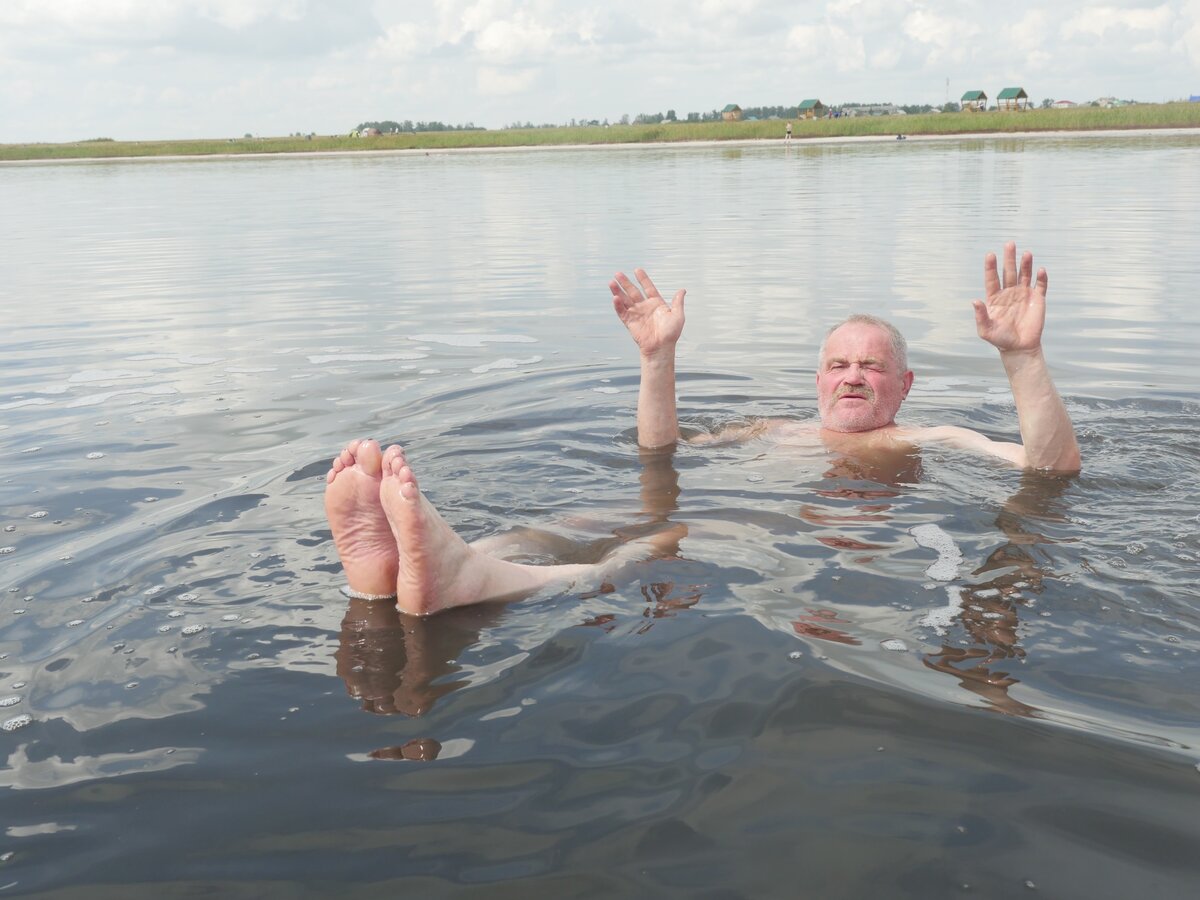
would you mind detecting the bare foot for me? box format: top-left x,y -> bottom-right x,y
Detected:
378,447 -> 495,615
324,439 -> 397,597
379,446 -> 594,615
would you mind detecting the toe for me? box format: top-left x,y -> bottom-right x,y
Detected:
358,439 -> 383,477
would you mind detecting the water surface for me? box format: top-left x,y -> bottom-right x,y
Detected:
2,134 -> 1199,897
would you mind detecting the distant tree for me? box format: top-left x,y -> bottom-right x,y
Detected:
619,114 -> 630,125
355,119 -> 483,133
244,133 -> 252,139
666,109 -> 676,121
942,101 -> 960,113
1041,98 -> 1053,109
686,112 -> 699,122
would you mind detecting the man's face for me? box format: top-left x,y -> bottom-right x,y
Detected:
816,322 -> 914,433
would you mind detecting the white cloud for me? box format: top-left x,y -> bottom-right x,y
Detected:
372,22 -> 424,61
1060,3 -> 1173,39
786,23 -> 867,72
1,1 -> 1197,141
477,65 -> 541,95
1182,0 -> 1200,62
474,14 -> 556,64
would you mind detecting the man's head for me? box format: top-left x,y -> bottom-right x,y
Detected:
816,315 -> 914,433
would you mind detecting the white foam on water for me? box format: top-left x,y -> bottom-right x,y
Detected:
1,399 -> 55,410
0,697 -> 20,708
910,523 -> 963,581
592,386 -> 620,394
881,639 -> 908,651
181,624 -> 206,635
68,370 -> 141,383
85,452 -> 105,459
410,333 -> 536,347
480,707 -> 522,721
125,354 -> 224,365
1,715 -> 32,732
66,385 -> 178,408
28,511 -> 47,519
307,352 -> 426,364
471,355 -> 543,375
224,366 -> 277,374
919,586 -> 966,636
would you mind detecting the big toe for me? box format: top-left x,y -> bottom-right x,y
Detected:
355,439 -> 383,477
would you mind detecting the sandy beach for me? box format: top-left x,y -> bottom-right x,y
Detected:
5,125 -> 1200,166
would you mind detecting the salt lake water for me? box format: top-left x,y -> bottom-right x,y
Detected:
2,133 -> 1199,897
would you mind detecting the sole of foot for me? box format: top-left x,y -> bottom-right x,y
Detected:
324,438 -> 398,597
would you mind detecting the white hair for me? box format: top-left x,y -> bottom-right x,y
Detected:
818,314 -> 909,372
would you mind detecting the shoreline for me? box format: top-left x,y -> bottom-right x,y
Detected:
4,125 -> 1199,166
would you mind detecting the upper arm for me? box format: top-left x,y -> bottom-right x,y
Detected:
919,425 -> 1028,468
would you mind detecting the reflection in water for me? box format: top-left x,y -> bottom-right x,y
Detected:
923,472 -> 1072,717
335,598 -> 504,718
335,445 -> 699,743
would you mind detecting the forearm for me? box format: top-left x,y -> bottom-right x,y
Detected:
1001,348 -> 1081,472
636,349 -> 680,448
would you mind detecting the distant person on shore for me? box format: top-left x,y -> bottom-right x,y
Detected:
323,242 -> 1079,615
785,122 -> 792,141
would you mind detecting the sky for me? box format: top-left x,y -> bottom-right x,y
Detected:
2,0 -> 1198,143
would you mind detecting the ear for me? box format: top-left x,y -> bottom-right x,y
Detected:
901,370 -> 914,398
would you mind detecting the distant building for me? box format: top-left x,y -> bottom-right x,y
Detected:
1052,100 -> 1077,109
844,103 -> 904,117
797,99 -> 825,119
997,87 -> 1030,111
1189,95 -> 1200,103
961,90 -> 988,112
721,104 -> 743,122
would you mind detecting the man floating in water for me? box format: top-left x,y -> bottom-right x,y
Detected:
323,241 -> 1079,615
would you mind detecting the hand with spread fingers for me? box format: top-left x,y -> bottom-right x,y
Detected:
973,241 -> 1048,354
610,268 -> 686,358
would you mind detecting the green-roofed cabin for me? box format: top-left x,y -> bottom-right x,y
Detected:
721,104 -> 743,121
997,87 -> 1029,111
797,98 -> 825,119
961,90 -> 987,112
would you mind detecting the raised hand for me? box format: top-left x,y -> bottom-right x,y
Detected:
610,268 -> 686,357
973,242 -> 1048,353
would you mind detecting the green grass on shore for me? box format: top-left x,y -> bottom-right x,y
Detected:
5,103 -> 1200,161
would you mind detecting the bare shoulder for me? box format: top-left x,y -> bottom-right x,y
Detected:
901,424 -> 1027,466
763,418 -> 822,444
